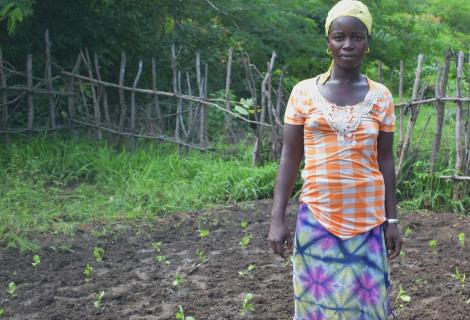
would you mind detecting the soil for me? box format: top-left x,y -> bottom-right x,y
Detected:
1,200 -> 469,320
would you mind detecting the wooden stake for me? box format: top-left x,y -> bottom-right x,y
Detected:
151,57 -> 163,134
0,48 -> 7,128
45,30 -> 56,129
224,47 -> 233,140
397,54 -> 424,177
431,51 -> 451,172
118,52 -> 127,132
26,54 -> 34,130
171,45 -> 181,158
82,50 -> 102,139
131,60 -> 143,135
453,51 -> 465,201
94,54 -> 110,125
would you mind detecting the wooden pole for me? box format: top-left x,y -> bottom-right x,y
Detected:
82,50 -> 102,139
45,29 -> 56,129
131,60 -> 143,136
171,45 -> 181,158
0,48 -> 7,128
378,60 -> 383,84
224,48 -> 234,141
151,57 -> 163,134
67,55 -> 81,137
196,52 -> 205,150
453,51 -> 465,201
431,51 -> 451,173
397,54 -> 424,177
118,52 -> 127,132
94,54 -> 111,125
397,60 -> 404,157
26,54 -> 34,130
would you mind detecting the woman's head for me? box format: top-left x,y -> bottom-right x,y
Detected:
319,0 -> 372,82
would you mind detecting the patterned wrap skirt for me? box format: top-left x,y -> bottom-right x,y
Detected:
293,203 -> 392,320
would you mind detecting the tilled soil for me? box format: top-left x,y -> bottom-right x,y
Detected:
0,200 -> 469,319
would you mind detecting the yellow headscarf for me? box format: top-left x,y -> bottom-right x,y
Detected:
319,0 -> 372,84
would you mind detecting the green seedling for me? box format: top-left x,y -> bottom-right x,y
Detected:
451,267 -> 466,289
94,290 -> 105,309
195,249 -> 207,263
397,285 -> 411,303
239,234 -> 252,248
428,239 -> 437,252
155,255 -> 170,265
175,305 -> 195,320
404,227 -> 413,237
284,255 -> 294,267
84,263 -> 93,282
93,246 -> 105,263
0,307 -> 4,317
241,293 -> 255,314
152,241 -> 162,253
32,254 -> 41,273
240,219 -> 249,230
458,232 -> 465,249
7,282 -> 16,297
239,264 -> 256,278
173,272 -> 184,287
198,229 -> 209,239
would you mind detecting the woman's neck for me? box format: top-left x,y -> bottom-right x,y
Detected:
329,64 -> 362,83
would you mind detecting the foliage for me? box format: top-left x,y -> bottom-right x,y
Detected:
175,305 -> 195,320
93,247 -> 105,263
84,263 -> 93,282
94,290 -> 105,309
32,254 -> 40,273
241,293 -> 255,314
6,281 -> 16,297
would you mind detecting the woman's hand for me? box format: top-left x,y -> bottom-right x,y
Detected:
269,218 -> 292,259
384,223 -> 403,259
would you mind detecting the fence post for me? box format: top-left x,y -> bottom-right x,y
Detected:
45,29 -> 56,129
453,51 -> 465,200
27,54 -> 34,131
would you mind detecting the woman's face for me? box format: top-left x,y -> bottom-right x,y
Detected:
327,16 -> 369,69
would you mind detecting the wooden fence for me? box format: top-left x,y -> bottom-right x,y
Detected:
0,31 -> 469,199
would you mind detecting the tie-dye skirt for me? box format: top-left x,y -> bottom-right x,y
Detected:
293,203 -> 392,320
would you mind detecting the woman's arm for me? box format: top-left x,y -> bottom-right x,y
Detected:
269,124 -> 304,259
377,131 -> 403,259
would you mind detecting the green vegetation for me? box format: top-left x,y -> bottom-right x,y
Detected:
241,293 -> 255,314
0,136 -> 276,250
458,232 -> 465,249
197,229 -> 210,240
195,249 -> 207,263
32,254 -> 40,273
397,285 -> 411,305
93,247 -> 105,263
173,272 -> 184,287
451,267 -> 466,289
84,263 -> 93,282
6,282 -> 16,297
94,290 -> 105,309
238,264 -> 256,278
175,305 -> 196,320
0,307 -> 4,317
428,239 -> 438,252
239,234 -> 252,249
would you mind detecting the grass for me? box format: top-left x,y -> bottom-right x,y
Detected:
0,135 -> 277,250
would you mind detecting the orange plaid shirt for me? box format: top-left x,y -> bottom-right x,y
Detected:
284,75 -> 395,239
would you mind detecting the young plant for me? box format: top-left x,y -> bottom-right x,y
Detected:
32,254 -> 41,274
428,239 -> 437,252
175,305 -> 195,320
195,249 -> 207,263
239,264 -> 256,278
93,246 -> 105,263
152,241 -> 162,253
94,290 -> 105,309
404,227 -> 413,238
0,307 -> 4,317
239,234 -> 252,248
173,272 -> 184,287
155,255 -> 170,265
451,267 -> 466,289
240,219 -> 249,230
241,293 -> 255,314
458,232 -> 465,249
84,263 -> 93,282
397,285 -> 411,304
7,282 -> 16,297
399,250 -> 406,259
198,229 -> 209,239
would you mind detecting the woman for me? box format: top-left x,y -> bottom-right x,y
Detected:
268,1 -> 403,319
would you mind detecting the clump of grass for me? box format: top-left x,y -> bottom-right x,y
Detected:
0,136 -> 277,251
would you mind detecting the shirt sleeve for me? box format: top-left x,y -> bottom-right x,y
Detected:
379,91 -> 395,132
284,85 -> 305,125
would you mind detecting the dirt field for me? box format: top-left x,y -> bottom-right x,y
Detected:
0,200 -> 469,320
